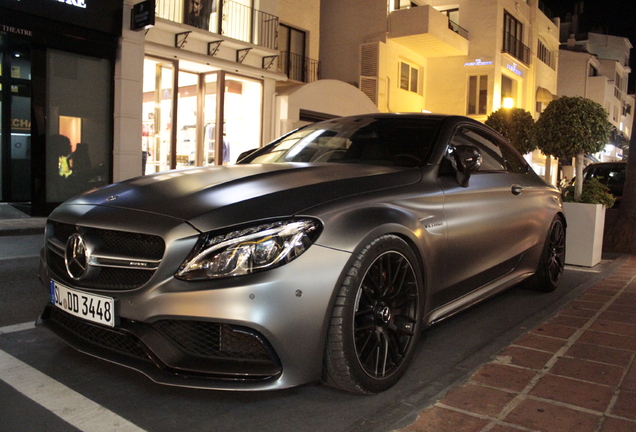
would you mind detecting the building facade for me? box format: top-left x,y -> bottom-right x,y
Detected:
136,0 -> 377,175
320,0 -> 560,178
0,0 -> 122,215
0,0 -> 378,214
321,0 -> 560,118
557,33 -> 634,163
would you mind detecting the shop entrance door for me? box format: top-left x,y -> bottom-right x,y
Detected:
0,35 -> 32,204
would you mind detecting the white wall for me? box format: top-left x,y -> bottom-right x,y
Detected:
276,80 -> 379,135
113,0 -> 146,182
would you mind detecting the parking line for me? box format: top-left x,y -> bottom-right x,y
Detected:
0,322 -> 36,334
0,254 -> 40,261
0,348 -> 147,432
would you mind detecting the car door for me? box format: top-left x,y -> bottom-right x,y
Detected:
434,124 -> 536,308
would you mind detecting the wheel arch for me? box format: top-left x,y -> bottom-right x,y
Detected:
314,204 -> 439,359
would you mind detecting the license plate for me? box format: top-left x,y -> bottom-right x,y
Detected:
50,281 -> 116,328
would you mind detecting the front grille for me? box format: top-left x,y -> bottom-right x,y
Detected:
48,307 -> 150,361
153,320 -> 273,363
45,307 -> 280,378
47,221 -> 165,290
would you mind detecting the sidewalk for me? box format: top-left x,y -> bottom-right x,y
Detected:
396,255 -> 636,432
0,204 -> 46,236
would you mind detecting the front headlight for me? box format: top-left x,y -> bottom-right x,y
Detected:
176,219 -> 322,280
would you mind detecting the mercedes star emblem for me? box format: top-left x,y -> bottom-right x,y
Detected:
65,233 -> 89,280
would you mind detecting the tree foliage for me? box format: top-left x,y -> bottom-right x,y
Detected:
533,96 -> 611,200
485,108 -> 536,154
532,96 -> 610,159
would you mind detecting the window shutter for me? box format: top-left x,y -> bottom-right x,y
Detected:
360,43 -> 379,104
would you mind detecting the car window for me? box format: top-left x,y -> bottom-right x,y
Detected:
585,165 -> 625,186
448,125 -> 528,174
449,126 -> 506,171
243,117 -> 441,167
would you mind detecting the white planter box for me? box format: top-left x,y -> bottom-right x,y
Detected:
563,202 -> 605,267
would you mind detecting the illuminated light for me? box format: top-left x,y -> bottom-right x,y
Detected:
503,97 -> 515,109
421,109 -> 432,113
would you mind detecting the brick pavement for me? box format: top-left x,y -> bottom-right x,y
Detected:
397,256 -> 636,432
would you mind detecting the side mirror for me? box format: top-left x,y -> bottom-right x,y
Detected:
449,145 -> 482,187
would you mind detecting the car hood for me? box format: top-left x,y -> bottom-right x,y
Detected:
59,163 -> 422,232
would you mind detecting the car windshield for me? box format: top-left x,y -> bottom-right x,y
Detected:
241,116 -> 442,167
584,164 -> 625,185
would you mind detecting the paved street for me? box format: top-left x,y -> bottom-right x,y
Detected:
1,231 -> 625,431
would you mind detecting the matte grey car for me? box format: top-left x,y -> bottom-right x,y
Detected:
38,114 -> 566,394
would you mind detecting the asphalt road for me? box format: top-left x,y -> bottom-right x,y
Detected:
0,234 -> 615,432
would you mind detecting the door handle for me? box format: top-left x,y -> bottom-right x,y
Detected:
511,185 -> 523,195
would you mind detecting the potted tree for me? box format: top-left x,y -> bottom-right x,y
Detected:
486,107 -> 536,154
533,96 -> 612,267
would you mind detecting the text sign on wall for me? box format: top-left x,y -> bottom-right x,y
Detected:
54,0 -> 87,9
131,0 -> 155,31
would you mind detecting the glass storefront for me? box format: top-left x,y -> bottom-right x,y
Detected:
224,74 -> 263,162
142,56 -> 263,174
45,50 -> 111,203
1,0 -> 121,215
0,35 -> 32,203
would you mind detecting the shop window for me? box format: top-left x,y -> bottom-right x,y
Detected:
46,50 -> 111,203
142,57 -> 262,172
1,37 -> 33,202
501,74 -> 516,108
467,75 -> 488,115
222,74 -> 262,164
176,70 -> 199,168
399,62 -> 418,93
142,57 -> 175,174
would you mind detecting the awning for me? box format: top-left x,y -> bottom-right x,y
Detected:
536,87 -> 555,103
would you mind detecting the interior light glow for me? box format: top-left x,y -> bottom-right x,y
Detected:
503,97 -> 515,109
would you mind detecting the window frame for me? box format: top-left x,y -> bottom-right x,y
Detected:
467,74 -> 488,115
449,124 -> 528,174
399,61 -> 419,94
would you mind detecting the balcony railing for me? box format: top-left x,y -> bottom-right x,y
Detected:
280,51 -> 319,83
502,33 -> 531,65
221,0 -> 278,49
156,0 -> 278,50
448,19 -> 469,39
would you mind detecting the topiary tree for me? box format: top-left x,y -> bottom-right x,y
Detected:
485,107 -> 536,154
532,96 -> 611,200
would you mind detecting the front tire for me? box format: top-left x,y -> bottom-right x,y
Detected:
525,215 -> 566,292
323,235 -> 423,394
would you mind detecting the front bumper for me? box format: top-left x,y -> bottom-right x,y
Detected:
38,210 -> 352,391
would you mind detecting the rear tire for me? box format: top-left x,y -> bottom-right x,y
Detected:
524,216 -> 566,292
323,235 -> 423,394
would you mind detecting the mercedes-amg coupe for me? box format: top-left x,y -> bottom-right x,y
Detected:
38,114 -> 566,394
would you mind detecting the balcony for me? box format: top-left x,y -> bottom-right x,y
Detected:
156,0 -> 278,50
388,5 -> 469,58
502,33 -> 531,65
279,52 -> 320,83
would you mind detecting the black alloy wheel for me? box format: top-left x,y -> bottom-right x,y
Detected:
525,216 -> 566,292
324,235 -> 422,394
